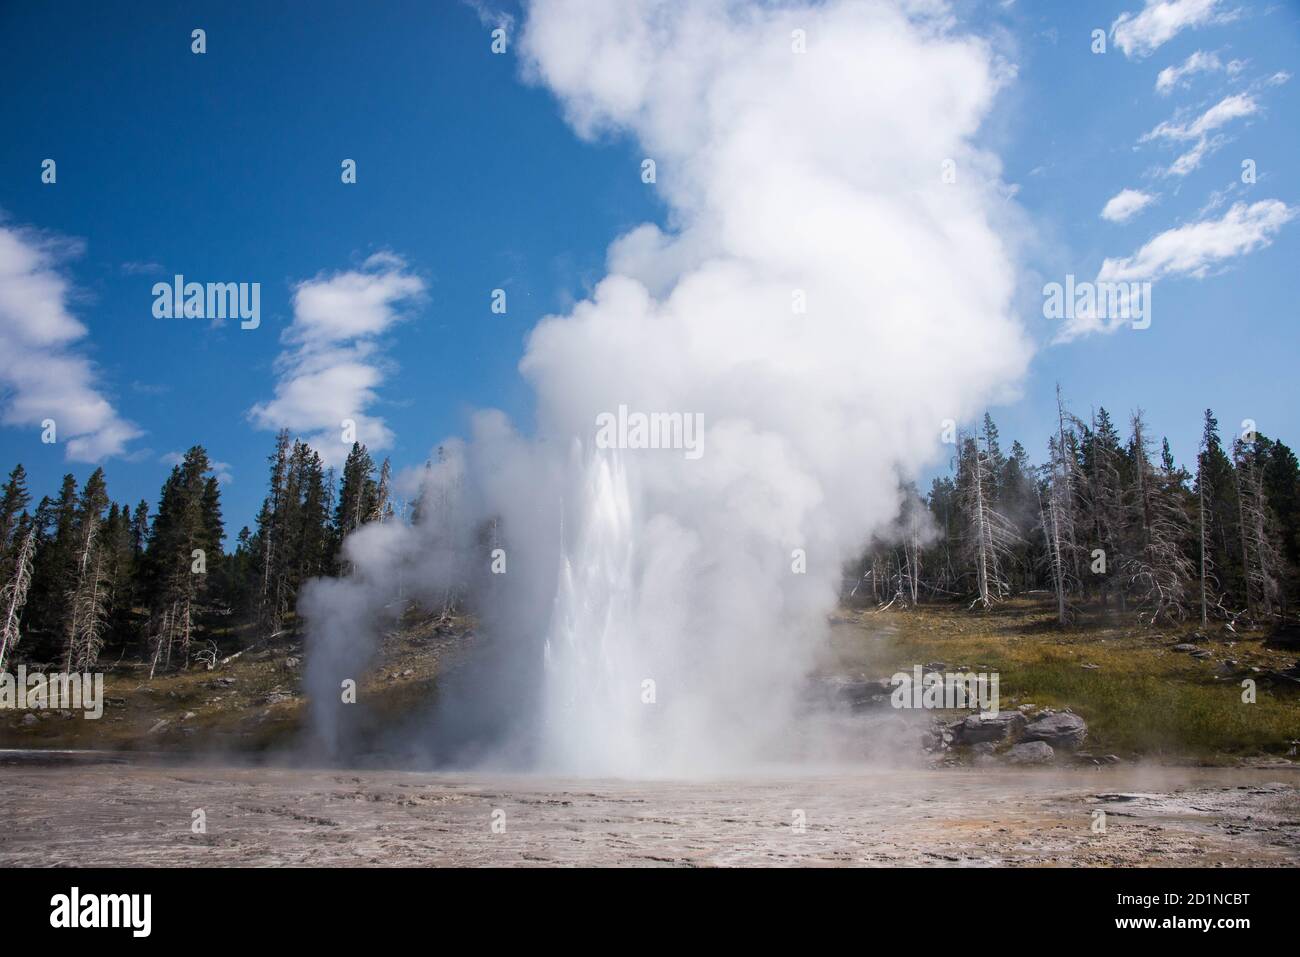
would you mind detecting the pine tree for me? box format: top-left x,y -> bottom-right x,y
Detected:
1078,407 -> 1127,608
145,447 -> 223,675
295,446 -> 331,583
980,413 -> 1007,501
0,464 -> 32,565
1258,436 -> 1300,612
130,501 -> 150,558
26,475 -> 80,654
336,443 -> 377,530
252,430 -> 291,635
1198,410 -> 1243,611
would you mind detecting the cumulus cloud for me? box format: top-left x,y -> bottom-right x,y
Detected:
0,224 -> 141,461
1057,200 -> 1293,342
1098,199 -> 1295,282
1101,188 -> 1157,223
248,253 -> 424,466
1111,0 -> 1228,60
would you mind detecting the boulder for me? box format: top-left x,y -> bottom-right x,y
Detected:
955,710 -> 1026,745
1023,711 -> 1087,750
1006,740 -> 1055,765
808,675 -> 890,710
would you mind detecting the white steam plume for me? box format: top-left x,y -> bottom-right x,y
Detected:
302,0 -> 1031,775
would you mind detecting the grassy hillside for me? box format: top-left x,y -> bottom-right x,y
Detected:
837,596 -> 1300,760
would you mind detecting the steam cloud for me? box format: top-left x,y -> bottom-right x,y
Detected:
303,0 -> 1031,775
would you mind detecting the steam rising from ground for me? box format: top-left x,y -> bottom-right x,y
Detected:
303,0 -> 1031,775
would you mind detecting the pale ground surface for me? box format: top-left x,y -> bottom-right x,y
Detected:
2,757 -> 1297,866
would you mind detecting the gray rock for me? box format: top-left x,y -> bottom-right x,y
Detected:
808,675 -> 890,710
955,710 -> 1026,745
21,712 -> 38,726
1023,711 -> 1087,750
1172,643 -> 1198,653
1006,740 -> 1055,765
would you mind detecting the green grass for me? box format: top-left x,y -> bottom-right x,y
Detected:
857,596 -> 1300,760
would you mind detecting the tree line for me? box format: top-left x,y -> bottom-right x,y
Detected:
3,394 -> 1297,677
854,392 -> 1300,628
0,431 -> 399,674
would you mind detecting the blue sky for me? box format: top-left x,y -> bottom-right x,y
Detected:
1,0 -> 1297,537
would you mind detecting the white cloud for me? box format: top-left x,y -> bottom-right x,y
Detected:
1100,199 -> 1295,282
1145,92 -> 1257,141
1101,188 -> 1157,223
248,253 -> 424,465
1111,0 -> 1227,60
462,0 -> 515,32
1057,200 -> 1293,342
1155,50 -> 1243,94
1143,93 -> 1257,175
0,224 -> 141,461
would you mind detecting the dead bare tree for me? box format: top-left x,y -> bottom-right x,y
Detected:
958,433 -> 1020,609
1233,437 -> 1283,621
64,513 -> 111,671
0,527 -> 35,671
1123,413 -> 1194,625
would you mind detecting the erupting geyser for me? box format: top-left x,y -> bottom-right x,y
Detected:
303,0 -> 1032,775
